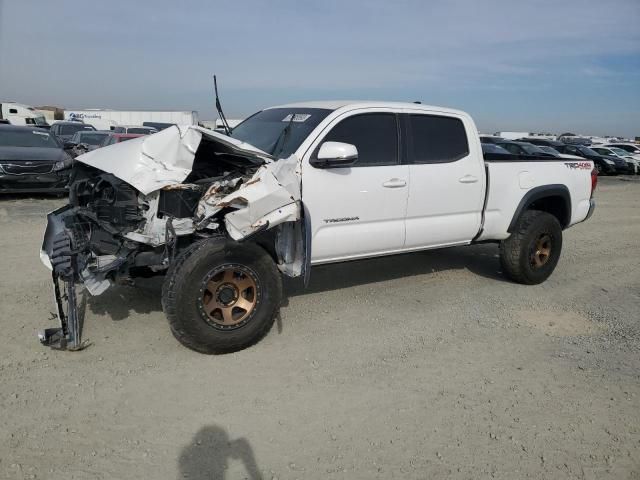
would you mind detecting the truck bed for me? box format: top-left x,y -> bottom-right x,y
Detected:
477,156 -> 594,241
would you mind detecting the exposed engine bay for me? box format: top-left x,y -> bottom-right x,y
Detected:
39,126 -> 306,350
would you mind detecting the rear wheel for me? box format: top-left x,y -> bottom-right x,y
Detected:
162,238 -> 282,354
499,210 -> 563,285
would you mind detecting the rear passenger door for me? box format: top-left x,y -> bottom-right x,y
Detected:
403,112 -> 485,248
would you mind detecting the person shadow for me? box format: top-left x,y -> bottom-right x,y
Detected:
178,425 -> 260,480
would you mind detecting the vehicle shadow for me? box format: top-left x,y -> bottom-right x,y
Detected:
87,277 -> 163,321
177,425 -> 260,480
87,244 -> 507,321
284,242 -> 507,299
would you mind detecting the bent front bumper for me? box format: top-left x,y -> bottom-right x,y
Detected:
39,206 -> 89,350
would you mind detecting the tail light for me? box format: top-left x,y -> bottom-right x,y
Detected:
590,168 -> 598,196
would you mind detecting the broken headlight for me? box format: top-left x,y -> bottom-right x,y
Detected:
53,157 -> 73,171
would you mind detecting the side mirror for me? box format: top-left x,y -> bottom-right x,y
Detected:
310,142 -> 358,168
63,142 -> 76,150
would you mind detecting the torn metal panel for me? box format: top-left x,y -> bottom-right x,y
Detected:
198,156 -> 302,240
226,202 -> 299,240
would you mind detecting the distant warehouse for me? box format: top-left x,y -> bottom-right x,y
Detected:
63,109 -> 198,130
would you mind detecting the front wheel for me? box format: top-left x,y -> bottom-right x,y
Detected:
499,210 -> 563,285
162,238 -> 282,354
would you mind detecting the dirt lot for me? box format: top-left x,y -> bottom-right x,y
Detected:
0,177 -> 639,480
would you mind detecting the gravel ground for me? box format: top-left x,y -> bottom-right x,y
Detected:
0,177 -> 638,480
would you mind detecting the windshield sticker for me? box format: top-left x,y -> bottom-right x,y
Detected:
32,131 -> 49,137
282,113 -> 312,123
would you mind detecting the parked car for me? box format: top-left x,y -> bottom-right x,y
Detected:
64,131 -> 112,156
607,143 -> 640,156
494,141 -> 557,158
558,134 -> 591,146
590,146 -> 639,174
39,101 -> 596,353
112,125 -> 158,135
480,143 -> 511,157
100,133 -> 144,147
534,145 -> 585,160
554,144 -> 628,175
50,121 -> 96,143
0,125 -> 72,192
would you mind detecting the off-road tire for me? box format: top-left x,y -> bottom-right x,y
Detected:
499,210 -> 563,285
162,238 -> 282,354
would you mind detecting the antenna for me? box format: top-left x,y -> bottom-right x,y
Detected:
213,75 -> 232,135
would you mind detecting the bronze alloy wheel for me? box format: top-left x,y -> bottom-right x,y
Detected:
199,264 -> 259,329
530,234 -> 552,269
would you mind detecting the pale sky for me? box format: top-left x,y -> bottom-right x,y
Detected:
0,0 -> 638,136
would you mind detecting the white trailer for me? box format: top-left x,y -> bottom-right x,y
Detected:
63,110 -> 198,130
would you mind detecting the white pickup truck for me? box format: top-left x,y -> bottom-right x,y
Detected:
40,101 -> 596,353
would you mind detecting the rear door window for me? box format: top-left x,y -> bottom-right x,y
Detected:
408,114 -> 469,163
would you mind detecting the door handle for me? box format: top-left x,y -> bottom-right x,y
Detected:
458,175 -> 478,184
382,178 -> 407,188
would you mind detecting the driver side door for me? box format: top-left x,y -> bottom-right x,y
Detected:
301,111 -> 409,263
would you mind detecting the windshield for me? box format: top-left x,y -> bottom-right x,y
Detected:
521,144 -> 550,155
76,132 -> 109,145
577,146 -> 599,156
610,147 -> 630,156
127,127 -> 154,134
0,129 -> 61,148
231,108 -> 332,158
538,146 -> 560,155
59,124 -> 96,136
482,143 -> 509,154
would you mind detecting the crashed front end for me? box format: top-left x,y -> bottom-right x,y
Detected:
39,125 -> 305,350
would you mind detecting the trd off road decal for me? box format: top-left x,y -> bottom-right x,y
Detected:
564,162 -> 592,170
323,217 -> 360,224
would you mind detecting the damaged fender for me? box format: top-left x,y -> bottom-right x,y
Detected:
198,156 -> 302,240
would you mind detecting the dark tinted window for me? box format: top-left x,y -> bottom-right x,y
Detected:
322,113 -> 398,166
409,115 -> 469,163
77,132 -> 109,145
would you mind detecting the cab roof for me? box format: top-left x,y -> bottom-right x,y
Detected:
267,100 -> 468,117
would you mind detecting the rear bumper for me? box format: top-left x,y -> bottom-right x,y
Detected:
584,198 -> 596,222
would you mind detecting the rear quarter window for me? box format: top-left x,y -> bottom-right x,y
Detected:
408,114 -> 469,163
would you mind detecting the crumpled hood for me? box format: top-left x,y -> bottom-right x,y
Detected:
75,125 -> 272,195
